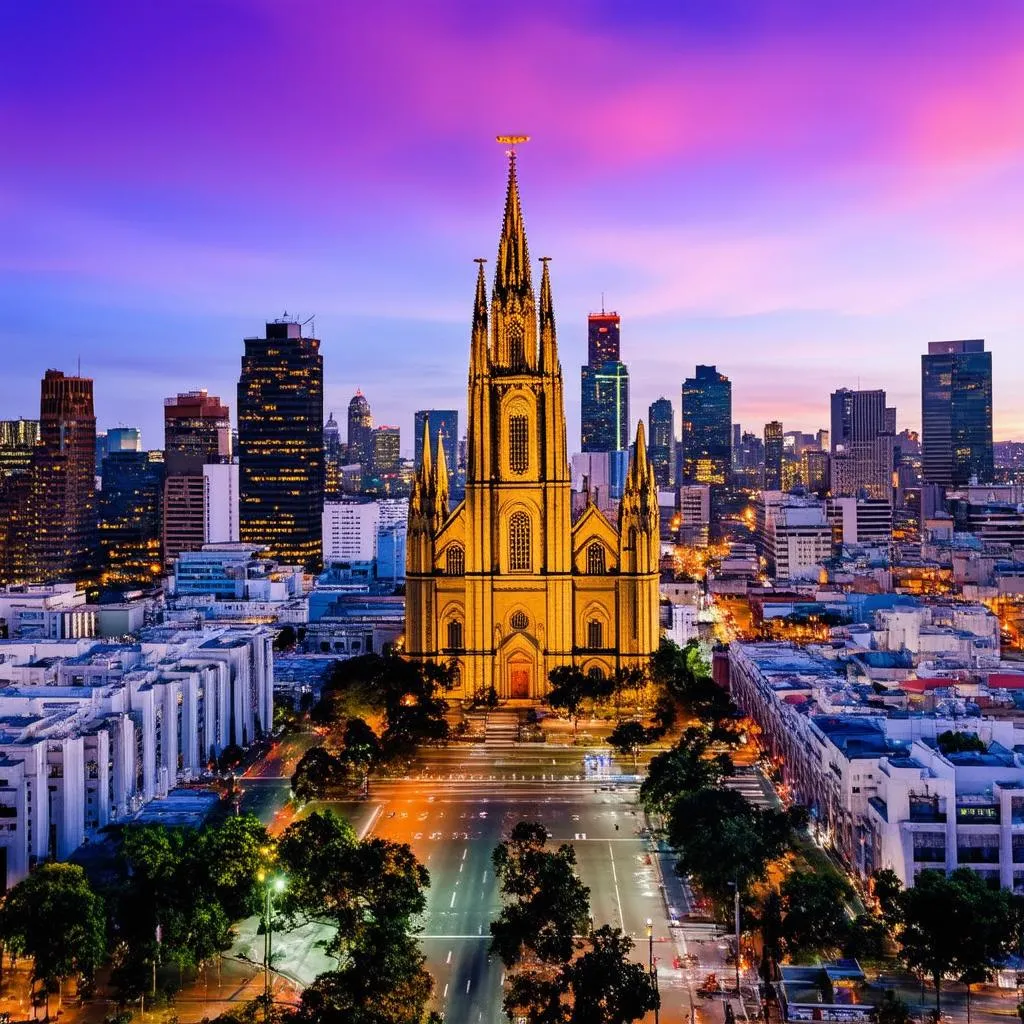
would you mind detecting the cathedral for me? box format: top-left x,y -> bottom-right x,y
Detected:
405,152 -> 660,700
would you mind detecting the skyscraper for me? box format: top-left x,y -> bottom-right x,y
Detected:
648,398 -> 675,488
163,390 -> 232,566
763,421 -> 783,490
0,419 -> 39,477
31,370 -> 99,584
0,420 -> 37,585
921,340 -> 993,487
587,311 -> 620,365
324,412 -> 342,498
370,426 -> 401,476
347,390 -> 372,465
581,360 -> 630,453
414,410 -> 458,477
829,387 -> 895,500
100,450 -> 164,586
680,365 -> 732,484
238,320 -> 324,570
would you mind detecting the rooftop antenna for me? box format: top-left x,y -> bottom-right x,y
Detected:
302,313 -> 316,336
601,291 -> 605,314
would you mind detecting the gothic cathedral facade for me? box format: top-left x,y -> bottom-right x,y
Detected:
405,154 -> 660,699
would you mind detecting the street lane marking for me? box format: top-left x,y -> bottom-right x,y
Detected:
465,979 -> 471,993
482,870 -> 488,883
443,983 -> 448,998
462,848 -> 467,860
609,842 -> 625,928
446,950 -> 452,964
449,892 -> 457,908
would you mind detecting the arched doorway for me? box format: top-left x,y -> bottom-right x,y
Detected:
509,655 -> 531,699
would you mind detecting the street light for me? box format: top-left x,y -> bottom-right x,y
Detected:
259,871 -> 287,1024
646,918 -> 660,1024
728,881 -> 741,996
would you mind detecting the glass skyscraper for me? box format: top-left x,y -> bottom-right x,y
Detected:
414,409 -> 458,476
921,339 -> 993,487
238,320 -> 324,570
763,420 -> 783,490
647,397 -> 675,488
581,360 -> 630,453
680,365 -> 732,484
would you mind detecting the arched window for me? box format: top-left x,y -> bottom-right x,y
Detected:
509,511 -> 531,572
587,666 -> 604,681
509,415 -> 529,475
587,543 -> 606,575
510,610 -> 528,631
508,321 -> 526,370
587,619 -> 603,650
446,545 -> 465,576
447,619 -> 464,651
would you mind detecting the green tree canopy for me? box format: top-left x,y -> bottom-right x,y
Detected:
639,727 -> 733,815
779,870 -> 853,959
291,746 -> 349,802
0,862 -> 106,990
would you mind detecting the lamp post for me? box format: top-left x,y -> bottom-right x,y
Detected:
647,917 -> 659,1024
259,873 -> 286,1024
730,881 -> 742,996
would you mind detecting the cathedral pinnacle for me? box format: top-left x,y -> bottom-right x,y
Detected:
494,147 -> 532,299
539,256 -> 558,373
470,258 -> 489,377
432,431 -> 449,526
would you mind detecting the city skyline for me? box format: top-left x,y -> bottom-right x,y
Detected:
4,3 -> 1024,447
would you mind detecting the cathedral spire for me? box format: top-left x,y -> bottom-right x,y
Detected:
538,256 -> 558,374
420,421 -> 433,498
494,150 -> 532,299
470,258 -> 489,377
432,431 -> 449,527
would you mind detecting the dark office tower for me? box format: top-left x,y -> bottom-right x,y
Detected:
100,450 -> 163,586
0,419 -> 40,477
587,311 -> 621,365
830,388 -> 887,452
764,421 -> 784,490
414,410 -> 458,475
238,320 -> 324,570
31,370 -> 99,584
163,390 -> 232,566
922,340 -> 994,487
648,398 -> 675,488
581,360 -> 630,452
347,390 -> 373,464
324,412 -> 342,499
680,365 -> 732,484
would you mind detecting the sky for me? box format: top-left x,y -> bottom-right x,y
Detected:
3,1 -> 1024,453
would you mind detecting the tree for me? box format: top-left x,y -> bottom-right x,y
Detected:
607,720 -> 656,771
779,870 -> 853,958
639,727 -> 733,815
871,868 -> 903,925
565,926 -> 659,1024
339,717 -> 382,789
0,863 -> 106,1004
546,667 -> 592,736
895,868 -> 1012,1011
274,625 -> 297,651
198,814 -> 272,920
491,821 -> 591,967
291,746 -> 348,802
936,730 -> 987,755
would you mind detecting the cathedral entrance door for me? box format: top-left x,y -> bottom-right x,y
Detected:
510,668 -> 530,699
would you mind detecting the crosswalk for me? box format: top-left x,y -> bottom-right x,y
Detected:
484,710 -> 520,747
725,771 -> 774,809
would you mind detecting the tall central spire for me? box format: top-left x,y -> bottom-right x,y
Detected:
494,151 -> 532,299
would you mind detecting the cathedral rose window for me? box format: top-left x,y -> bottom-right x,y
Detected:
510,610 -> 528,631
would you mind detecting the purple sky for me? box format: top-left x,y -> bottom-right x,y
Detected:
3,1 -> 1024,452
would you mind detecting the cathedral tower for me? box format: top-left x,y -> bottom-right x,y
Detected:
406,151 -> 659,698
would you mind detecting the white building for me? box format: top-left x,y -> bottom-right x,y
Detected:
0,584 -> 97,640
323,500 -> 380,563
678,484 -> 711,549
764,500 -> 832,581
203,462 -> 240,543
0,625 -> 274,890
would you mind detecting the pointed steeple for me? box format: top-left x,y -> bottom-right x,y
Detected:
494,151 -> 532,299
432,431 -> 449,527
420,421 -> 433,489
538,257 -> 558,374
470,258 -> 489,377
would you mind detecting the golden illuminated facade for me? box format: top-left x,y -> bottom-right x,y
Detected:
406,154 -> 660,699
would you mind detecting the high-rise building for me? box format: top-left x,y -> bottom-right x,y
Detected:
0,419 -> 39,477
324,412 -> 342,499
406,151 -> 659,697
680,365 -> 732,484
203,463 -> 240,544
802,449 -> 830,495
162,390 -> 233,566
369,426 -> 401,477
648,398 -> 675,488
581,360 -> 630,453
921,340 -> 993,487
238,320 -> 324,571
829,387 -> 895,499
587,311 -> 620,365
31,370 -> 99,584
763,421 -> 783,490
347,390 -> 373,465
99,450 -> 164,586
96,426 -> 142,473
414,410 -> 458,477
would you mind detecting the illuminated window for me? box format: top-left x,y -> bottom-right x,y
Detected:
509,415 -> 529,474
511,610 -> 528,631
588,666 -> 604,681
509,511 -> 531,572
446,545 -> 465,576
587,543 -> 606,575
587,619 -> 603,650
447,619 -> 464,651
509,321 -> 526,370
